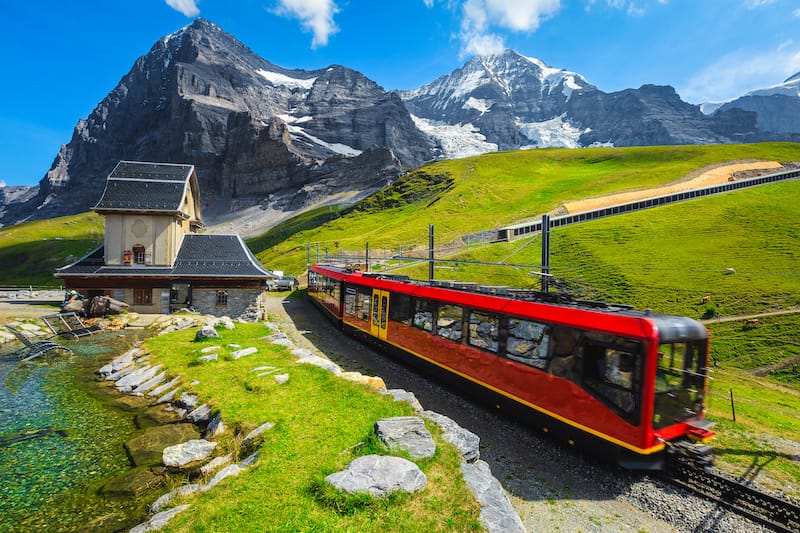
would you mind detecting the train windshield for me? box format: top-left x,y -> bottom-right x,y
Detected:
652,340 -> 708,429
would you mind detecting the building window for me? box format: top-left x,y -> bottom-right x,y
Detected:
132,244 -> 146,264
133,288 -> 152,305
216,290 -> 228,306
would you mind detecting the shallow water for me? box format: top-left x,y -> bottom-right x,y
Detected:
0,331 -> 154,532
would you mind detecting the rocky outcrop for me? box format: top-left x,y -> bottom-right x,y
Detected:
325,455 -> 428,497
0,18 -> 435,228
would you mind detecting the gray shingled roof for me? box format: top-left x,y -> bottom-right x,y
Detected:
56,235 -> 273,279
93,161 -> 195,213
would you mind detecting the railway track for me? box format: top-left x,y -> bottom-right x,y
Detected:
664,463 -> 800,532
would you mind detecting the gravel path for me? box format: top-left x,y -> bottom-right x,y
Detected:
264,294 -> 770,533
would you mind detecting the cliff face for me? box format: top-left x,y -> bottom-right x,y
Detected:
0,19 -> 436,228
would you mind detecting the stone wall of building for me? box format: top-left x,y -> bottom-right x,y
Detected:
191,288 -> 264,318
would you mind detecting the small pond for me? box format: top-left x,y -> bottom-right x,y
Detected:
0,329 -> 157,532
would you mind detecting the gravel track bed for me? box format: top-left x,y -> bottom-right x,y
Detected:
267,295 -> 770,532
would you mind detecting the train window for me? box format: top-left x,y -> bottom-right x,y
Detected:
653,341 -> 707,429
468,311 -> 499,353
388,293 -> 412,325
344,286 -> 371,320
413,299 -> 435,332
582,333 -> 642,423
437,305 -> 463,342
506,318 -> 550,368
344,287 -> 356,316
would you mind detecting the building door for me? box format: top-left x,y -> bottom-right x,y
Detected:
370,289 -> 389,340
169,281 -> 192,312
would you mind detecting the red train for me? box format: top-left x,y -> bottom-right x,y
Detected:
308,264 -> 715,469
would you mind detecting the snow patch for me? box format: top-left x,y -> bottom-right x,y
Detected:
463,97 -> 492,114
286,125 -> 362,157
411,115 -> 497,159
276,114 -> 313,124
256,69 -> 316,90
518,115 -> 585,149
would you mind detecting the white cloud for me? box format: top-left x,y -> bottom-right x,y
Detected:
274,0 -> 339,48
0,180 -> 6,188
165,0 -> 200,17
680,42 -> 800,103
793,8 -> 800,18
459,0 -> 561,56
744,0 -> 777,8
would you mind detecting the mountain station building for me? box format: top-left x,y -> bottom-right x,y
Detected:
56,161 -> 275,316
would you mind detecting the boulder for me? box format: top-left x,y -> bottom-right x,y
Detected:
325,455 -> 427,497
150,484 -> 202,513
195,326 -> 219,341
186,403 -> 212,424
383,389 -> 424,413
101,466 -> 164,497
460,460 -> 526,533
163,439 -> 217,468
125,424 -> 201,467
423,410 -> 480,463
231,347 -> 257,359
374,416 -> 436,459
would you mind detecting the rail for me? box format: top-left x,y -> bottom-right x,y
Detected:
663,463 -> 800,532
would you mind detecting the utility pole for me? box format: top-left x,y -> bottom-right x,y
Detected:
541,214 -> 551,292
428,224 -> 435,281
365,242 -> 370,272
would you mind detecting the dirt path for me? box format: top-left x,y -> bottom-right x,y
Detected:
563,160 -> 784,214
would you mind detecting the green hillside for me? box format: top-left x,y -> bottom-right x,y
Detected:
0,212 -> 103,287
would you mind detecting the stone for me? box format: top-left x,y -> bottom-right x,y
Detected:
177,392 -> 199,409
274,373 -> 289,384
374,416 -> 436,459
383,389 -> 424,412
101,466 -> 164,497
295,353 -> 342,374
150,484 -> 202,513
125,424 -> 201,467
186,403 -> 212,424
135,405 -> 188,427
202,464 -> 242,491
148,377 -> 180,398
155,387 -> 179,405
194,326 -> 219,340
423,410 -> 480,463
339,371 -> 386,390
116,365 -> 163,393
136,371 -> 167,394
198,353 -> 218,362
129,504 -> 191,533
231,347 -> 257,359
200,345 -> 221,353
325,455 -> 427,497
163,439 -> 217,468
242,422 -> 274,443
200,455 -> 232,475
205,414 -> 225,437
460,460 -> 526,533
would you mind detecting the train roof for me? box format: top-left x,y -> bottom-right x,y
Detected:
311,264 -> 707,342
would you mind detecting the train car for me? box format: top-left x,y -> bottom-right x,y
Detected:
308,264 -> 715,469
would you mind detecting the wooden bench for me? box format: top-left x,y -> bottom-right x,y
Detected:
41,312 -> 102,339
3,325 -> 73,361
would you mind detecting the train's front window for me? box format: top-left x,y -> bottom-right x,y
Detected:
653,340 -> 707,429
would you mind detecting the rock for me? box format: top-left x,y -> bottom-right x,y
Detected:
205,414 -> 225,437
177,392 -> 199,410
374,416 -> 436,459
274,373 -> 289,384
231,347 -> 257,359
200,345 -> 221,353
200,455 -> 232,475
295,352 -> 342,374
135,405 -> 189,428
339,371 -> 386,390
154,387 -> 179,405
325,455 -> 427,497
423,410 -> 480,462
129,504 -> 191,533
383,389 -> 424,413
242,422 -> 274,443
147,377 -> 180,398
136,371 -> 167,394
194,326 -> 219,340
150,484 -> 202,513
186,403 -> 212,424
460,460 -> 526,533
116,365 -> 163,393
198,353 -> 218,362
202,464 -> 242,491
163,439 -> 217,468
101,466 -> 164,497
125,424 -> 201,467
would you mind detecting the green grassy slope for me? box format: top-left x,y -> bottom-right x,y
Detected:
252,143 -> 800,277
0,212 -> 103,286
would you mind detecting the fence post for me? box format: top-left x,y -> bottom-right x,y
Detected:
730,388 -> 736,422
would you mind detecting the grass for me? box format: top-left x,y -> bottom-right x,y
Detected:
0,212 -> 103,286
252,143 -> 800,276
143,323 -> 481,532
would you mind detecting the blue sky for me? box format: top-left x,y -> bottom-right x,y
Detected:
1,0 -> 799,187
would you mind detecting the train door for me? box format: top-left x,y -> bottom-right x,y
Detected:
370,289 -> 389,340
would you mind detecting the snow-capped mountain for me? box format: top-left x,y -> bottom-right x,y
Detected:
400,50 -> 596,156
0,19 -> 436,228
713,72 -> 800,135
